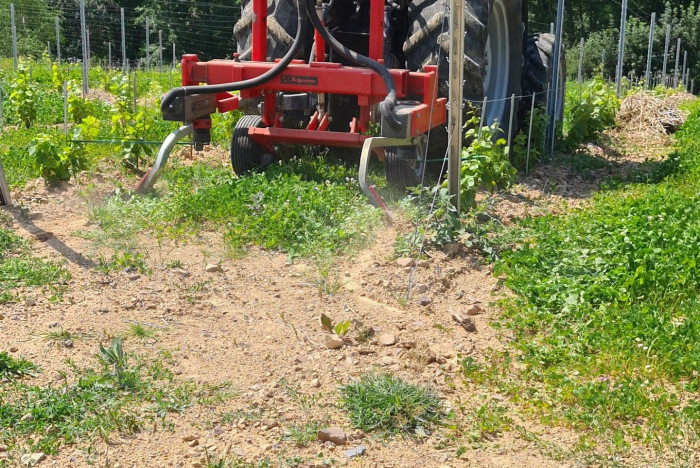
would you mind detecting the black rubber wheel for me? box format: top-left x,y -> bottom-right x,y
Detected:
231,115 -> 269,175
233,0 -> 302,60
522,33 -> 566,121
385,144 -> 427,189
403,0 -> 523,156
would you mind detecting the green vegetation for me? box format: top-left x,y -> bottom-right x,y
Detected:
0,213 -> 69,304
0,339 -> 217,456
481,101 -> 700,456
0,352 -> 39,379
339,374 -> 442,435
90,157 -> 381,257
564,77 -> 620,147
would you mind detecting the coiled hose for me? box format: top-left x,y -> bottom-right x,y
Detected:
161,0 -> 306,114
161,0 -> 401,130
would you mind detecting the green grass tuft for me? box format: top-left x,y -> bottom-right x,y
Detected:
339,374 -> 442,435
0,352 -> 39,379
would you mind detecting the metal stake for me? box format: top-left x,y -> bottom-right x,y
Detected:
121,8 -> 127,73
662,24 -> 670,85
674,38 -> 681,88
146,17 -> 150,70
63,82 -> 68,137
56,16 -> 61,63
447,0 -> 464,212
577,38 -> 584,101
601,49 -> 606,79
477,97 -> 488,139
108,42 -> 112,69
546,0 -> 565,155
507,93 -> 515,150
79,0 -> 88,96
682,50 -> 687,88
526,93 -> 536,177
615,0 -> 628,98
11,4 -> 17,70
172,43 -> 176,68
159,30 -> 163,75
645,12 -> 656,89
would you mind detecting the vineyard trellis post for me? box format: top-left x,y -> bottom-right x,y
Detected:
159,30 -> 163,75
645,12 -> 656,89
56,16 -> 61,63
577,38 -> 584,101
79,0 -> 88,96
682,51 -> 687,88
662,24 -> 670,85
674,38 -> 681,88
601,49 -> 606,79
146,17 -> 150,70
108,42 -> 112,69
615,0 -> 628,98
11,4 -> 17,70
63,82 -> 68,138
447,0 -> 465,212
121,8 -> 127,73
545,0 -> 564,155
172,43 -> 176,68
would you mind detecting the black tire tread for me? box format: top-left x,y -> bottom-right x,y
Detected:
231,115 -> 265,175
522,32 -> 566,120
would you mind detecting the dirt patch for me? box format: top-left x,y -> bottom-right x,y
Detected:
0,171 -> 584,468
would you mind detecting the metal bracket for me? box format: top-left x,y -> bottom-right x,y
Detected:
358,136 -> 417,206
0,156 -> 11,207
135,124 -> 193,194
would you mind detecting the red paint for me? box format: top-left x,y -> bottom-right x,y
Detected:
252,0 -> 267,62
369,0 -> 384,61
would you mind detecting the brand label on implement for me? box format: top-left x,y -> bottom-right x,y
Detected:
281,75 -> 318,86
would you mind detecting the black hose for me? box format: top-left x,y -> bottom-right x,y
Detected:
160,0 -> 307,114
303,0 -> 402,130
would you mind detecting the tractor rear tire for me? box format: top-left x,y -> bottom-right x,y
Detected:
522,33 -> 566,121
233,0 -> 301,60
385,144 -> 427,189
403,0 -> 523,155
231,115 -> 269,175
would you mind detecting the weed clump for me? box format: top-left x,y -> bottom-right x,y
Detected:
0,352 -> 39,379
339,374 -> 442,435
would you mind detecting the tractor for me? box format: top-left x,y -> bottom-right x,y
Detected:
139,0 -> 562,199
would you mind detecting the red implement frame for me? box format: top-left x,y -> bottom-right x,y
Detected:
186,0 -> 446,148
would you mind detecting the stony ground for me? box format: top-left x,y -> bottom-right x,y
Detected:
0,128 -> 669,468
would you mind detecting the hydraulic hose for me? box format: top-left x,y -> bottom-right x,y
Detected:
160,0 -> 307,114
303,0 -> 402,129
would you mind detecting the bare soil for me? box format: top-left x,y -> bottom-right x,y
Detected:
0,126 -> 677,467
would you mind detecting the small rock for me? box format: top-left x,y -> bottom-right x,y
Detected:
417,260 -> 430,268
394,258 -> 415,268
325,335 -> 344,350
25,296 -> 36,306
33,231 -> 52,242
205,264 -> 223,273
310,378 -> 320,388
182,435 -> 198,442
261,419 -> 279,430
415,283 -> 428,294
9,347 -> 17,353
381,356 -> 397,366
20,413 -> 34,422
444,242 -> 459,254
318,427 -> 347,446
344,445 -> 366,458
20,453 -> 45,465
418,296 -> 432,306
0,444 -> 7,452
377,333 -> 397,346
466,303 -> 482,316
47,321 -> 59,328
63,339 -> 74,348
128,274 -> 140,281
188,439 -> 200,447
